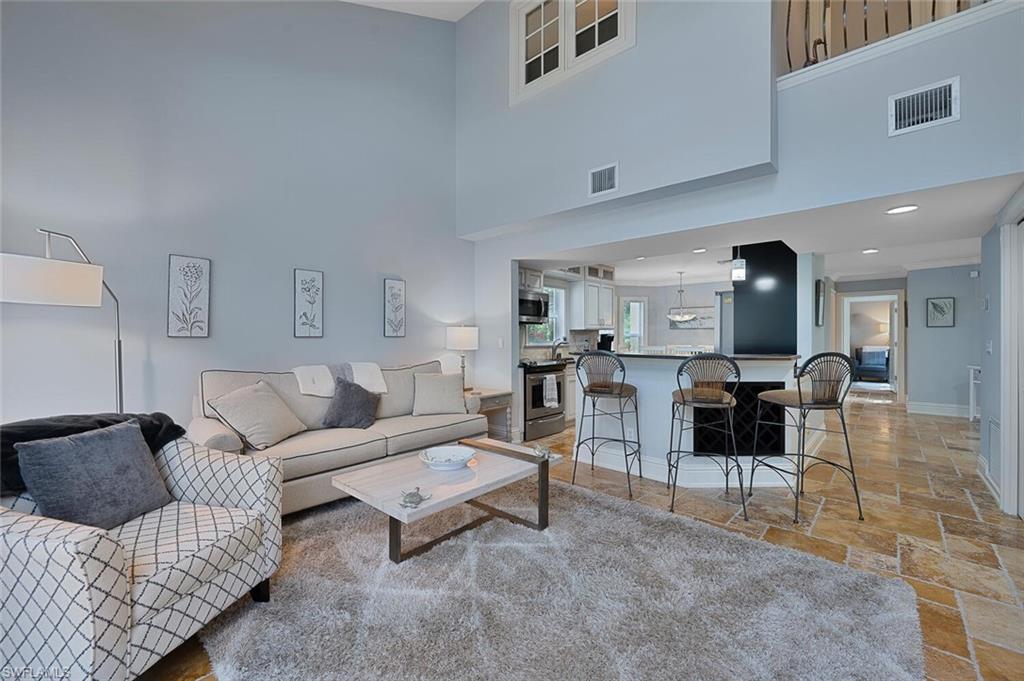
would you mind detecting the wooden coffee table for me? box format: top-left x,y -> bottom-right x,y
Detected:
331,438 -> 560,563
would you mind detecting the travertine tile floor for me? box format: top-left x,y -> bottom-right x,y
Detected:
142,390 -> 1023,681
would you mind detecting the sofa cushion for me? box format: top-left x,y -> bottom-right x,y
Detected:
367,413 -> 487,455
249,428 -> 386,481
201,370 -> 331,431
412,373 -> 468,416
207,381 -> 307,450
376,361 -> 441,419
112,501 -> 262,624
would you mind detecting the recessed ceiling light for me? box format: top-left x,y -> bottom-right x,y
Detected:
692,248 -> 707,254
885,204 -> 918,215
635,256 -> 646,261
862,248 -> 880,255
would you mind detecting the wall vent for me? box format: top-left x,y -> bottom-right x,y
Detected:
888,76 -> 959,137
589,163 -> 618,197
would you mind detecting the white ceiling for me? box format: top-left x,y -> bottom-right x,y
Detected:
345,0 -> 483,22
525,174 -> 1023,286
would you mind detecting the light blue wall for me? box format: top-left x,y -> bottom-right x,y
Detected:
471,3 -> 1022,390
455,0 -> 776,237
906,265 -> 982,408
979,225 -> 1001,480
0,1 -> 473,423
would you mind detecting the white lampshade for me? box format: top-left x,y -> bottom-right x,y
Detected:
446,326 -> 479,351
0,253 -> 104,307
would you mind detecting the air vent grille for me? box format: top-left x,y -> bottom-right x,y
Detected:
888,77 -> 959,137
589,163 -> 618,197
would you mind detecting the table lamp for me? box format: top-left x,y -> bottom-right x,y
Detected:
446,326 -> 479,392
0,229 -> 124,412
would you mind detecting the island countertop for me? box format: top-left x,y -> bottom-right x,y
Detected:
570,352 -> 800,362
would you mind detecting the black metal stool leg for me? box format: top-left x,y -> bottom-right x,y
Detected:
748,400 -> 762,498
839,408 -> 864,520
619,396 -> 633,499
666,403 -> 677,490
634,395 -> 643,479
589,397 -> 597,471
728,407 -> 748,521
793,409 -> 805,523
572,393 -> 588,485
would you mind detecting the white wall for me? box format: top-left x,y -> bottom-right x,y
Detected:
849,301 -> 892,353
615,281 -> 730,349
472,4 -> 1021,392
0,1 -> 474,424
455,0 -> 776,237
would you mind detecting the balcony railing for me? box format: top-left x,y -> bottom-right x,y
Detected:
779,0 -> 990,74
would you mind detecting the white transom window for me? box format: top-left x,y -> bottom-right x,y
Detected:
509,0 -> 636,106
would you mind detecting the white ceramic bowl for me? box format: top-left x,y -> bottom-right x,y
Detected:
419,445 -> 475,471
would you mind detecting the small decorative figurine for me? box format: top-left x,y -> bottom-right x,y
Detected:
400,487 -> 431,509
533,446 -> 551,461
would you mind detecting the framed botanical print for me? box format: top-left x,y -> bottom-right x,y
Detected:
383,278 -> 406,338
294,269 -> 323,338
926,297 -> 955,328
167,254 -> 210,338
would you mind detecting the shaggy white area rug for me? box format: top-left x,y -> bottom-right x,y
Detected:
201,480 -> 922,680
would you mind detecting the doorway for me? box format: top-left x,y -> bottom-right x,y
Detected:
837,291 -> 906,402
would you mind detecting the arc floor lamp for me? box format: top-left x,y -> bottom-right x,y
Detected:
0,228 -> 124,412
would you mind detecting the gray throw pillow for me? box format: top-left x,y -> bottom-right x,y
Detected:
323,378 -> 379,429
15,420 -> 172,530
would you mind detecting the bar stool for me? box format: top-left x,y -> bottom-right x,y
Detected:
572,351 -> 643,498
749,352 -> 862,523
666,353 -> 748,520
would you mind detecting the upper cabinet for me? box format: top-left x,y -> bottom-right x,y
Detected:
519,267 -> 544,290
568,264 -> 615,329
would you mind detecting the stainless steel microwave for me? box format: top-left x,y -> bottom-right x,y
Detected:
518,288 -> 549,324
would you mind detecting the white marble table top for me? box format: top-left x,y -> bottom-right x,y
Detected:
332,441 -> 560,523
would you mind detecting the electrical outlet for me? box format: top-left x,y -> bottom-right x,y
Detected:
497,337 -> 504,349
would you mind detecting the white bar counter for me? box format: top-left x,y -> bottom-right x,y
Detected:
571,353 -> 806,488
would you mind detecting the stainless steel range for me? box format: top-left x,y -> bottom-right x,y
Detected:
520,358 -> 567,441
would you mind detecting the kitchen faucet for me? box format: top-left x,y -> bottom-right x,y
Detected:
550,337 -> 569,360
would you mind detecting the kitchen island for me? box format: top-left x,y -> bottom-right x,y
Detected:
571,353 -> 810,488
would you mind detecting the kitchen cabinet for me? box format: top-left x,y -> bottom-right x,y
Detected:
599,285 -> 614,328
519,267 -> 543,290
564,366 -> 577,423
570,280 -> 616,329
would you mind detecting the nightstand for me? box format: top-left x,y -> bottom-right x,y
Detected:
466,387 -> 513,442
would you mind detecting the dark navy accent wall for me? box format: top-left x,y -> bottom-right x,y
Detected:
732,241 -> 797,355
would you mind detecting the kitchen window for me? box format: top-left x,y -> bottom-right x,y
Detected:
526,286 -> 566,345
509,0 -> 636,106
619,296 -> 646,353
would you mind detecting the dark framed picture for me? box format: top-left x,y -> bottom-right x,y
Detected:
167,254 -> 210,338
925,297 -> 955,327
294,269 -> 323,338
383,278 -> 405,337
814,279 -> 824,327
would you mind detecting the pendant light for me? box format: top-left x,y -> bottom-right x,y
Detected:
666,271 -> 697,323
731,245 -> 747,282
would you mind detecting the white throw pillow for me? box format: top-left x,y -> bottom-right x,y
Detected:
207,380 -> 306,450
412,373 -> 467,416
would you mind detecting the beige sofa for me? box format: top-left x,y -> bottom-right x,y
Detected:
187,360 -> 486,514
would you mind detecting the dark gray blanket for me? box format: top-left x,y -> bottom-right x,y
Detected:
1,412 -> 185,494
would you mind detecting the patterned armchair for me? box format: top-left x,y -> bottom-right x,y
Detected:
0,438 -> 283,680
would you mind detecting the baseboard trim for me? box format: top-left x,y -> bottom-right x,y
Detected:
906,401 -> 970,418
977,454 -> 1001,505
